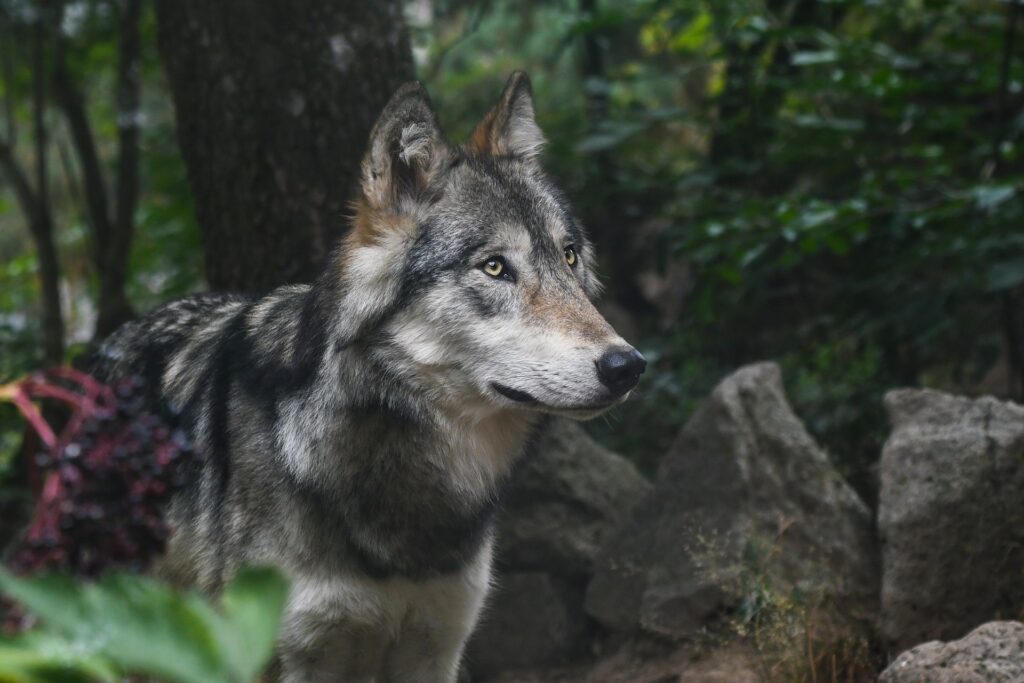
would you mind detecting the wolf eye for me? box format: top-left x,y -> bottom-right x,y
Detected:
481,257 -> 508,279
564,245 -> 578,267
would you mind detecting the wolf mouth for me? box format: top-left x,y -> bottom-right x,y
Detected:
490,382 -> 623,413
491,382 -> 539,404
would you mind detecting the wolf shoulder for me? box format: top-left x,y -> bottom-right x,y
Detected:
89,284 -> 314,409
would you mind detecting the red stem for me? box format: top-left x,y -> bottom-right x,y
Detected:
8,387 -> 57,449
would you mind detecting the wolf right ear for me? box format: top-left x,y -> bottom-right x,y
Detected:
360,82 -> 449,209
469,71 -> 545,161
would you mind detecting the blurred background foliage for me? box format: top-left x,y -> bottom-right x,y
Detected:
2,0 -> 1023,504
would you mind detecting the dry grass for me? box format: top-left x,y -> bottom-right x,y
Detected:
687,525 -> 884,683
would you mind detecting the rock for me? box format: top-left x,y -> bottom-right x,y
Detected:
483,639 -> 760,683
879,621 -> 1024,683
465,573 -> 589,679
585,362 -> 878,639
466,420 -> 651,679
496,419 -> 652,576
879,389 -> 1024,650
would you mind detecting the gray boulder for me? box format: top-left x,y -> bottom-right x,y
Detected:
464,573 -> 589,678
466,419 -> 651,679
585,362 -> 878,638
495,418 -> 653,576
879,621 -> 1024,683
879,389 -> 1024,650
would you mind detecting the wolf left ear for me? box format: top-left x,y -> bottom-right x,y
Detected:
361,81 -> 449,209
470,71 -> 545,161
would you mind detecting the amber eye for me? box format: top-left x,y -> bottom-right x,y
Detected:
482,257 -> 506,278
564,245 -> 578,267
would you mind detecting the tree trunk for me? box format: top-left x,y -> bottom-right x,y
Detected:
154,0 -> 415,292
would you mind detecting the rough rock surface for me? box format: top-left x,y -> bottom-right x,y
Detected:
484,639 -> 760,683
495,419 -> 653,575
585,362 -> 878,638
879,390 -> 1024,650
466,420 -> 651,679
465,573 -> 589,677
879,621 -> 1024,683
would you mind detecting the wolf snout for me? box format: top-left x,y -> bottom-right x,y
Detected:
595,347 -> 646,397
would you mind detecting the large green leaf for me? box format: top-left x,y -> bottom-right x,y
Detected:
0,567 -> 290,683
0,632 -> 118,683
211,567 -> 290,683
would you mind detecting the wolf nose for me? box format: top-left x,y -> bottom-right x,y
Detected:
596,348 -> 647,397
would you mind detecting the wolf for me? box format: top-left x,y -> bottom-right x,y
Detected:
92,72 -> 645,682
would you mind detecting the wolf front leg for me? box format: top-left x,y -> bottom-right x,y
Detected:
381,630 -> 466,683
275,619 -> 391,683
383,543 -> 494,683
273,573 -> 395,683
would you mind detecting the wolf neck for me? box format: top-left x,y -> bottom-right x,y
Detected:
274,271 -> 542,578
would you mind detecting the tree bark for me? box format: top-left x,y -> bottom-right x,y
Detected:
154,0 -> 415,292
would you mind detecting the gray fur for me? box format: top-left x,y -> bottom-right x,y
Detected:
92,72 -> 641,683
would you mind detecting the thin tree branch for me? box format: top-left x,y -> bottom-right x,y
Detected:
96,0 -> 143,336
32,9 -> 48,218
993,1 -> 1024,400
57,133 -> 82,209
986,0 -> 1022,178
0,143 -> 37,219
29,3 -> 65,363
116,0 -> 142,243
52,20 -> 113,268
1,14 -> 17,147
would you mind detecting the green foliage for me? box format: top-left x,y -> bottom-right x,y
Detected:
0,0 -> 203,368
414,0 -> 1024,496
656,0 -> 1022,492
0,566 -> 289,683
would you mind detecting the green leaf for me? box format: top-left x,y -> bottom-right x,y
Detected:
0,567 -> 289,683
790,114 -> 864,132
0,631 -> 120,683
791,49 -> 837,66
0,570 -> 224,683
211,567 -> 290,683
0,573 -> 84,636
670,12 -> 712,53
77,574 -> 228,683
972,184 -> 1017,213
987,256 -> 1024,291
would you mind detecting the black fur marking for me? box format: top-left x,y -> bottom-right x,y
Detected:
395,220 -> 489,308
208,305 -> 252,497
240,283 -> 331,403
491,382 -> 538,404
461,284 -> 499,318
345,395 -> 422,428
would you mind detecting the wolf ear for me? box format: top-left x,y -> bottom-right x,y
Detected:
361,82 -> 449,209
469,71 -> 545,161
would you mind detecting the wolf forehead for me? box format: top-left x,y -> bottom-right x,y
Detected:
356,74 -> 592,259
415,153 -> 589,263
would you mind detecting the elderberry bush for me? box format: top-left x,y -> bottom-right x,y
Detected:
7,370 -> 195,577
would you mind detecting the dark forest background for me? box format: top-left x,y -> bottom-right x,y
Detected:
1,0 -> 1023,508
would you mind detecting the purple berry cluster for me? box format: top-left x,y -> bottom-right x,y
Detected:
5,369 -> 195,577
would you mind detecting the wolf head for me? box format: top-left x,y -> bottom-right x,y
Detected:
336,72 -> 644,420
